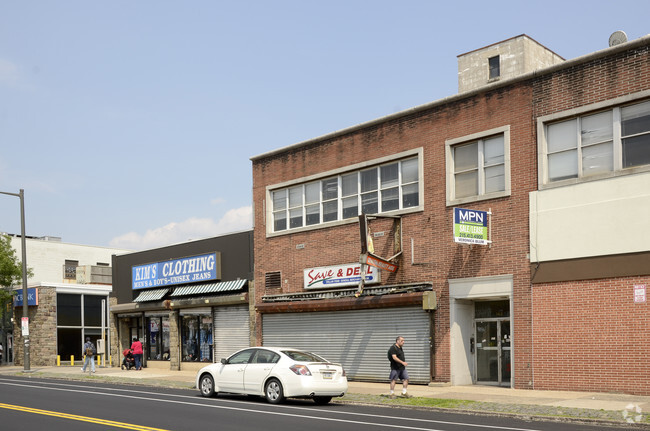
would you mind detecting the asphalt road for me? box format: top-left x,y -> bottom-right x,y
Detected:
0,376 -> 628,431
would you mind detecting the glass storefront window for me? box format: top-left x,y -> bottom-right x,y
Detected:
475,300 -> 510,318
181,314 -> 213,362
147,316 -> 171,361
56,293 -> 108,360
84,295 -> 106,327
57,294 -> 81,326
57,328 -> 82,359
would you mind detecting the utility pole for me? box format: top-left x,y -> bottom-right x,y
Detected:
0,189 -> 30,371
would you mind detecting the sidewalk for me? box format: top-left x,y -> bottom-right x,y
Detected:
0,364 -> 648,425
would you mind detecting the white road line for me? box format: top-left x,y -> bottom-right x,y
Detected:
0,378 -> 542,431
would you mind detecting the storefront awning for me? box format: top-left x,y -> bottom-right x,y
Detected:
133,288 -> 169,303
170,279 -> 247,297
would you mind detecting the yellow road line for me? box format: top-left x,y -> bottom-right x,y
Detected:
0,402 -> 170,431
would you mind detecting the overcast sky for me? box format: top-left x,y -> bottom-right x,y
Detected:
1,1 -> 647,251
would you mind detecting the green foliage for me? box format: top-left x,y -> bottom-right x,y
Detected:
0,234 -> 32,315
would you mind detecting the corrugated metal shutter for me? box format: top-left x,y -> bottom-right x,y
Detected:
213,305 -> 250,362
262,306 -> 431,384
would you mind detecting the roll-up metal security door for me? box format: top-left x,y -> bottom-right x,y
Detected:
213,305 -> 250,362
263,306 -> 431,383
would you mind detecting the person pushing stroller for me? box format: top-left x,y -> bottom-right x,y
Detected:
121,348 -> 135,370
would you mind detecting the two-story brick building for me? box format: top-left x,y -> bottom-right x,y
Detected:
251,34 -> 650,395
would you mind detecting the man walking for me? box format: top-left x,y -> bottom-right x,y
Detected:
81,337 -> 96,373
388,336 -> 411,398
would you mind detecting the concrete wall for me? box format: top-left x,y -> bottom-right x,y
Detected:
530,172 -> 650,262
9,236 -> 130,284
458,35 -> 563,93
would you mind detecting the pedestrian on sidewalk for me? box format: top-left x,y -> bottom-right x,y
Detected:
131,337 -> 143,370
387,336 -> 411,399
81,337 -> 96,373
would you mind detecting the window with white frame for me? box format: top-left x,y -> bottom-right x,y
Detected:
446,127 -> 509,204
544,99 -> 650,183
270,156 -> 419,233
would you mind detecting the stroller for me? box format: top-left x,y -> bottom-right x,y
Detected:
121,348 -> 135,370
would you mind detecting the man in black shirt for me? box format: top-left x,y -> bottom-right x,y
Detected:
388,336 -> 411,398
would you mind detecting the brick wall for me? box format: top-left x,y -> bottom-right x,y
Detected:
533,45 -> 650,117
252,40 -> 650,393
253,81 -> 536,386
532,276 -> 650,395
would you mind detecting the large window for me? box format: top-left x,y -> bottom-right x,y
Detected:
56,293 -> 108,360
446,126 -> 510,205
147,316 -> 171,361
270,156 -> 420,232
543,99 -> 650,183
181,313 -> 213,362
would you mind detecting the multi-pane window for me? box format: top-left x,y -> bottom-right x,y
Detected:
452,135 -> 505,199
271,157 -> 419,232
56,293 -> 109,361
545,100 -> 650,182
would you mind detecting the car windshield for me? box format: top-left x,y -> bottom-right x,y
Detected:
281,350 -> 327,362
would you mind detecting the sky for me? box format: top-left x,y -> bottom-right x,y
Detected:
0,1 -> 648,251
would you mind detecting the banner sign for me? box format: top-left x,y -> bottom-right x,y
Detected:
362,253 -> 398,273
21,317 -> 29,336
304,262 -> 380,290
454,208 -> 490,245
132,252 -> 219,290
14,288 -> 38,307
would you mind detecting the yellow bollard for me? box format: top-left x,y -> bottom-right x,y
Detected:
57,356 -> 60,366
71,355 -> 74,366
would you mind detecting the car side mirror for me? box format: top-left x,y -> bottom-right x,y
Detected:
220,358 -> 227,365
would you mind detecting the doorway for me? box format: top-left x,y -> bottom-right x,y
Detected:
474,300 -> 511,386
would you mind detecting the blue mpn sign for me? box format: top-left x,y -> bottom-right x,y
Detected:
453,208 -> 490,245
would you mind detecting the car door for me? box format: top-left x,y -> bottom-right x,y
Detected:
243,349 -> 279,394
217,348 -> 254,393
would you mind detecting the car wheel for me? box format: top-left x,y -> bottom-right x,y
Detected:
313,396 -> 332,405
199,374 -> 215,397
264,378 -> 284,404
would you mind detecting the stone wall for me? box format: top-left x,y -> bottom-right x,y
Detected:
13,286 -> 57,366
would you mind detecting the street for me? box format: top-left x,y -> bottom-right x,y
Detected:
0,375 -> 629,431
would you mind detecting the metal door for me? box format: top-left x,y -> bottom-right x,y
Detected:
262,306 -> 431,383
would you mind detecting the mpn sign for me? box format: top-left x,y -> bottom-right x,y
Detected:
454,208 -> 490,245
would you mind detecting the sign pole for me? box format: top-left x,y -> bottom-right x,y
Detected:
19,190 -> 29,371
0,189 -> 29,371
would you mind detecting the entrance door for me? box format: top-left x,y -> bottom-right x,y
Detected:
474,319 -> 510,386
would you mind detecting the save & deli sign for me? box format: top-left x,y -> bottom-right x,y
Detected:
304,263 -> 380,290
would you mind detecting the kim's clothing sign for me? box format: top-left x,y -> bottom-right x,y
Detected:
132,252 -> 219,289
454,208 -> 490,245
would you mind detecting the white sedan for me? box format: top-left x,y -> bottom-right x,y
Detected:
196,347 -> 348,404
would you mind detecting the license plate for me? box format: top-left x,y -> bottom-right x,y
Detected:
322,373 -> 334,380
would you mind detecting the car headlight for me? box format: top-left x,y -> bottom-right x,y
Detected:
289,364 -> 312,376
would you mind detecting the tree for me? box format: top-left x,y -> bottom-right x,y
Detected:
0,234 -> 32,318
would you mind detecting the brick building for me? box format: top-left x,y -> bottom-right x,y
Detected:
251,35 -> 650,395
